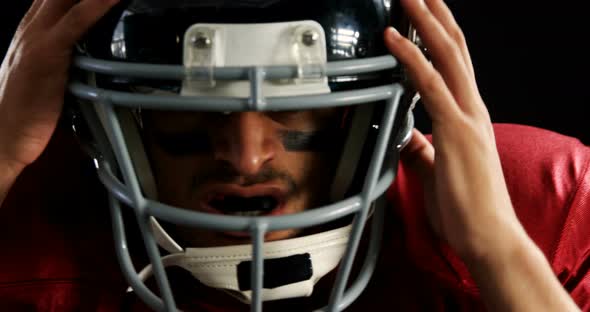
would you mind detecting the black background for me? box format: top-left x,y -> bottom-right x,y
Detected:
1,1 -> 588,143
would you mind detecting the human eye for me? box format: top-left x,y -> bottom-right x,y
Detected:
150,130 -> 211,156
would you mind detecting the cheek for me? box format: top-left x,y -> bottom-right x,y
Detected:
148,149 -> 204,204
286,151 -> 338,193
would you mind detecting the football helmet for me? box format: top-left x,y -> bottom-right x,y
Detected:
68,0 -> 417,311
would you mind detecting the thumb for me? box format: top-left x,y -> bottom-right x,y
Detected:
400,128 -> 435,180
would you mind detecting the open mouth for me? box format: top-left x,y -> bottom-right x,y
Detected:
208,195 -> 282,217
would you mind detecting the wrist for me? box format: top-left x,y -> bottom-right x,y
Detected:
0,158 -> 25,206
462,218 -> 530,271
465,227 -> 536,287
0,153 -> 25,180
463,222 -> 579,311
0,123 -> 28,177
1,157 -> 25,178
0,143 -> 27,204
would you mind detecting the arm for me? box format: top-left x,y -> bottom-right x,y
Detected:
467,223 -> 579,311
385,0 -> 579,310
0,0 -> 119,208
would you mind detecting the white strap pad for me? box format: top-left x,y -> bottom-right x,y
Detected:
136,225 -> 351,303
182,21 -> 330,97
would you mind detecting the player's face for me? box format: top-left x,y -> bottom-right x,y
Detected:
142,108 -> 343,246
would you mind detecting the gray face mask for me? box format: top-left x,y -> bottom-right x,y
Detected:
71,8 -> 411,308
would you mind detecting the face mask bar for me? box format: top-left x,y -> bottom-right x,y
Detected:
69,54 -> 406,312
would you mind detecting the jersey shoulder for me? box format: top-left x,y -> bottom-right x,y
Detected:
386,123 -> 590,304
493,123 -> 590,264
0,128 -> 125,310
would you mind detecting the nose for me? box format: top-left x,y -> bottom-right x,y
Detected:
213,112 -> 277,176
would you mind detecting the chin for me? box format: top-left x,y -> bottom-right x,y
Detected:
265,229 -> 300,241
264,229 -> 302,242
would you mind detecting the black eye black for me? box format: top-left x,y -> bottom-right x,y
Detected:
279,129 -> 342,152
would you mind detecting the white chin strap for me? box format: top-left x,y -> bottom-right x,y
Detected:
135,224 -> 351,303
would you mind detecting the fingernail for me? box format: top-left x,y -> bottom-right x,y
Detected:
388,27 -> 402,40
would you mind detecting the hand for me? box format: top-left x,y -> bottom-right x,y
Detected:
0,0 -> 119,172
384,0 -> 522,262
384,2 -> 582,310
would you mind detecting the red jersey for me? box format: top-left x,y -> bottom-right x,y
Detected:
1,123 -> 589,311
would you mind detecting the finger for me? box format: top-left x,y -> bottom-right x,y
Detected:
384,27 -> 461,123
400,0 -> 479,111
34,0 -> 79,27
424,0 -> 475,80
6,1 -> 43,58
400,128 -> 435,181
18,0 -> 45,31
54,0 -> 120,48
